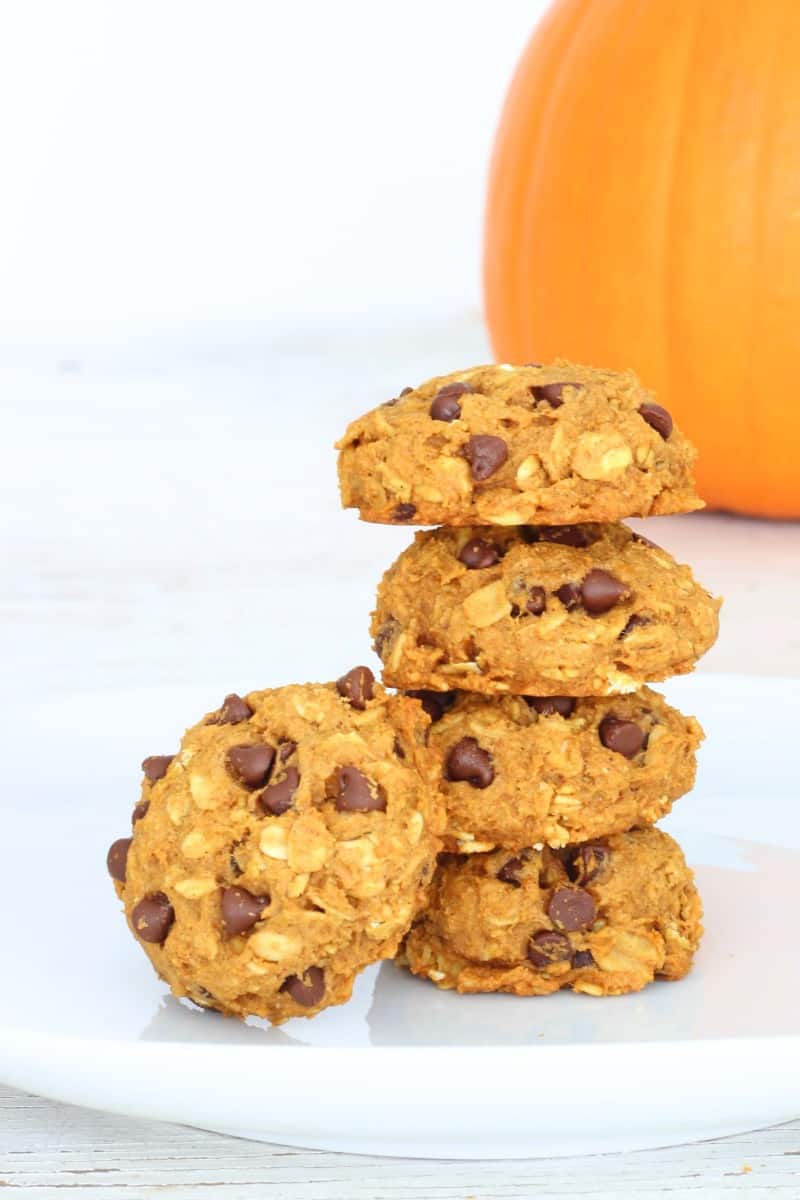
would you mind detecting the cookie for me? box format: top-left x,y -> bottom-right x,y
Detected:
416,686 -> 702,852
401,828 -> 702,996
107,671 -> 443,1024
337,361 -> 702,527
372,522 -> 720,695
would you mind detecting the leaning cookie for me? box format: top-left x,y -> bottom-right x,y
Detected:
337,361 -> 702,527
106,670 -> 443,1024
412,687 -> 702,852
400,828 -> 703,997
372,522 -> 720,695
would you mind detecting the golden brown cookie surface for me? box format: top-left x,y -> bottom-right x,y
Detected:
416,687 -> 702,852
337,362 -> 702,527
372,522 -> 720,695
401,828 -> 702,997
108,674 -> 443,1024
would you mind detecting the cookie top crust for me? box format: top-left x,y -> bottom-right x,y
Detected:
417,686 -> 703,852
371,522 -> 721,696
109,674 -> 443,1024
401,828 -> 703,997
337,361 -> 702,527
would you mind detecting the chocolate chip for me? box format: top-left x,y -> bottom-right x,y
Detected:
458,538 -> 500,569
568,844 -> 610,886
141,755 -> 173,783
530,381 -> 582,408
393,736 -> 406,759
538,525 -> 599,548
444,737 -> 494,788
281,966 -> 326,1007
572,949 -> 595,968
525,696 -> 576,718
525,586 -> 546,616
638,401 -> 673,439
619,613 -> 650,640
581,569 -> 632,615
334,766 -> 386,812
527,929 -> 573,967
430,394 -> 461,421
548,886 -> 596,932
131,893 -> 175,944
259,766 -> 300,815
406,689 -> 456,722
555,582 -> 582,611
393,503 -> 417,521
131,801 -> 150,825
462,434 -> 508,481
336,665 -> 375,710
215,693 -> 253,724
220,886 -> 270,936
438,381 -> 473,398
599,715 -> 647,758
399,386 -> 413,396
497,857 -> 525,887
278,741 -> 297,762
226,743 -> 276,788
430,381 -> 472,421
107,837 -> 132,883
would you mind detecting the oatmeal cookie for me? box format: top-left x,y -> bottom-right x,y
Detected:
372,522 -> 720,695
337,361 -> 702,526
413,686 -> 702,852
401,828 -> 702,996
107,671 -> 443,1024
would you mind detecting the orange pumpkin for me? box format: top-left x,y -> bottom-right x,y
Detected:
484,0 -> 800,517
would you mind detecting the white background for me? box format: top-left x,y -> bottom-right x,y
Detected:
0,0 -> 547,338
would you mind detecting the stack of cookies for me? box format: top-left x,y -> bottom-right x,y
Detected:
107,360 -> 720,1025
338,361 -> 720,998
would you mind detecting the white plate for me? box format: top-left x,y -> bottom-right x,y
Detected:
1,674 -> 798,1159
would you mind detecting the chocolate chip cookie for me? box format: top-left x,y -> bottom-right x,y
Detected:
416,686 -> 702,852
372,522 -> 720,695
107,671 -> 443,1024
401,828 -> 702,996
337,361 -> 702,527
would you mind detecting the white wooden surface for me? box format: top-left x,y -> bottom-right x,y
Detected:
2,1086 -> 800,1198
2,316 -> 800,1197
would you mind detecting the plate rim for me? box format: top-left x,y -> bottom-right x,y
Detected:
3,1028 -> 798,1158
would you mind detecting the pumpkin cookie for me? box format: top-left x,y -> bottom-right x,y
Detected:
416,686 -> 702,852
107,671 -> 443,1024
372,522 -> 720,695
401,828 -> 702,996
336,361 -> 702,527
